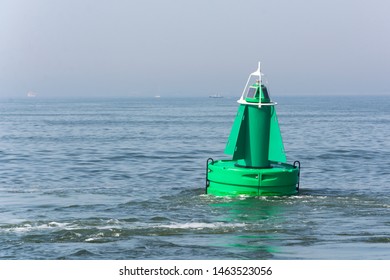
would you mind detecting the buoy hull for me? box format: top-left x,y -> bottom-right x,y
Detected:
206,160 -> 299,196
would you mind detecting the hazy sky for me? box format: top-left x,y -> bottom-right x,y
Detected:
1,0 -> 389,98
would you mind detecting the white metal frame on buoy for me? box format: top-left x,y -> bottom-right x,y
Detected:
237,62 -> 277,108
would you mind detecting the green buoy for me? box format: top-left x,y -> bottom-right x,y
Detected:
206,62 -> 300,196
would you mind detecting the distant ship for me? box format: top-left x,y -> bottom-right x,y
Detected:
27,91 -> 37,98
209,94 -> 223,98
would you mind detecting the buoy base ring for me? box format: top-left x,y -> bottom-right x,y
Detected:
206,160 -> 300,196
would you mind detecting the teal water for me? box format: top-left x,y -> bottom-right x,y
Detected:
0,96 -> 389,259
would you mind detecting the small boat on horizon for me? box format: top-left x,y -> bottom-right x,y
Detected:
209,94 -> 223,98
27,91 -> 37,98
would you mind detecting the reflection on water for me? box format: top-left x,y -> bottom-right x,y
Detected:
208,197 -> 284,258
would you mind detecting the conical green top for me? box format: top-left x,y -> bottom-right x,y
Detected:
224,84 -> 286,168
244,82 -> 271,104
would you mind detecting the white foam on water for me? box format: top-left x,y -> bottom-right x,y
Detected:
156,222 -> 247,230
84,232 -> 105,242
85,237 -> 96,242
1,221 -> 72,233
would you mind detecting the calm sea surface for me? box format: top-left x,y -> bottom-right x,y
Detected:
0,96 -> 389,259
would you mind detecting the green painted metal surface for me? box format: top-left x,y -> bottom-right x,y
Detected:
268,107 -> 287,163
224,105 -> 246,157
238,104 -> 271,167
207,160 -> 299,196
225,103 -> 286,164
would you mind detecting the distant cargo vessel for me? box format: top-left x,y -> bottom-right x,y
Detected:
209,94 -> 223,98
27,91 -> 37,98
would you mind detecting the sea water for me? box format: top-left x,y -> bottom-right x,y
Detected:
0,96 -> 389,259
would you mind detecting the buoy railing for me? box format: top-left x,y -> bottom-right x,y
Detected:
293,160 -> 301,192
205,158 -> 214,194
